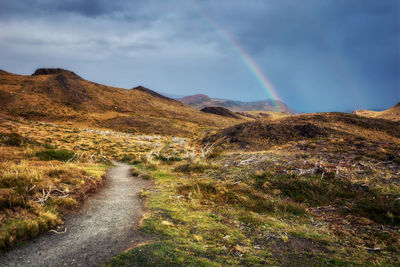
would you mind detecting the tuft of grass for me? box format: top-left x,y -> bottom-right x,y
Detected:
254,171 -> 400,225
35,149 -> 75,162
139,173 -> 152,180
131,167 -> 140,177
352,195 -> 400,225
0,210 -> 61,251
120,153 -> 138,164
0,133 -> 37,147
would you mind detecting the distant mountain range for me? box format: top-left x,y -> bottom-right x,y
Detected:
178,94 -> 295,114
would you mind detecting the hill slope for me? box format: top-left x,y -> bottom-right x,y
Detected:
203,112 -> 400,152
0,68 -> 241,136
179,94 -> 295,113
353,102 -> 400,122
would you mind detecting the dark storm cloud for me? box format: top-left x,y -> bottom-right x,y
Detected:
0,0 -> 398,112
193,0 -> 399,111
0,0 -> 124,18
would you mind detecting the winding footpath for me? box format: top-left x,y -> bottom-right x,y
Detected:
0,161 -> 150,266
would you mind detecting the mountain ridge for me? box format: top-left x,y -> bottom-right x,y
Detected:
0,68 -> 241,136
179,94 -> 295,113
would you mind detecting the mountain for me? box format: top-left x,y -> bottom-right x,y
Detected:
178,94 -> 295,113
353,102 -> 400,122
0,68 -> 241,136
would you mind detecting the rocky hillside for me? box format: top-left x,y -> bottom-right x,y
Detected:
0,68 -> 242,136
179,94 -> 294,113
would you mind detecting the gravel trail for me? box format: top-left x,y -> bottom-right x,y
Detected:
0,161 -> 150,266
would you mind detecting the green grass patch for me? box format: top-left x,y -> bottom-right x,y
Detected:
105,241 -> 219,267
0,133 -> 37,147
0,209 -> 60,251
352,195 -> 400,225
35,149 -> 75,162
253,172 -> 354,206
254,171 -> 400,225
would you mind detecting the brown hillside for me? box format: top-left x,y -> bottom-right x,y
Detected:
353,102 -> 400,122
0,68 -> 242,136
203,112 -> 400,152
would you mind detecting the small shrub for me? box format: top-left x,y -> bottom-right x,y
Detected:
42,143 -> 55,149
52,197 -> 78,209
35,149 -> 75,162
0,188 -> 24,209
0,133 -> 35,147
352,195 -> 400,225
139,173 -> 152,180
206,147 -> 223,159
47,169 -> 68,177
120,153 -> 137,163
131,168 -> 140,176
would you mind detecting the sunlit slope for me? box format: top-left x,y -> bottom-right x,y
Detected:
203,112 -> 400,153
0,68 -> 242,136
353,102 -> 400,122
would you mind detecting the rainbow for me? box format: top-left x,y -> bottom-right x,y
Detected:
187,1 -> 283,110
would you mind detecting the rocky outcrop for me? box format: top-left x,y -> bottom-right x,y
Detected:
200,106 -> 239,118
32,68 -> 81,79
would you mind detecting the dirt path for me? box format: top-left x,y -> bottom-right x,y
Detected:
0,161 -> 150,266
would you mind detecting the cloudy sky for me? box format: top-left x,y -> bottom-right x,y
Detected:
0,0 -> 399,112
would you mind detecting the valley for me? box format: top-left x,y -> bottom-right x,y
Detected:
0,69 -> 399,266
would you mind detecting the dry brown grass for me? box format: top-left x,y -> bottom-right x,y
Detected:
108,112 -> 400,266
202,112 -> 400,152
236,110 -> 290,120
0,116 -> 192,251
353,102 -> 400,122
0,70 -> 242,136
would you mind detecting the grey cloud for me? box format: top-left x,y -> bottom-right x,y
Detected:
0,0 -> 398,112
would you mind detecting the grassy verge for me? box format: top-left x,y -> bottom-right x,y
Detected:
0,161 -> 108,251
105,162 -> 349,266
0,118 -> 190,252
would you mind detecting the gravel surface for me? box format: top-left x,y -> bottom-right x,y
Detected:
0,161 -> 150,266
